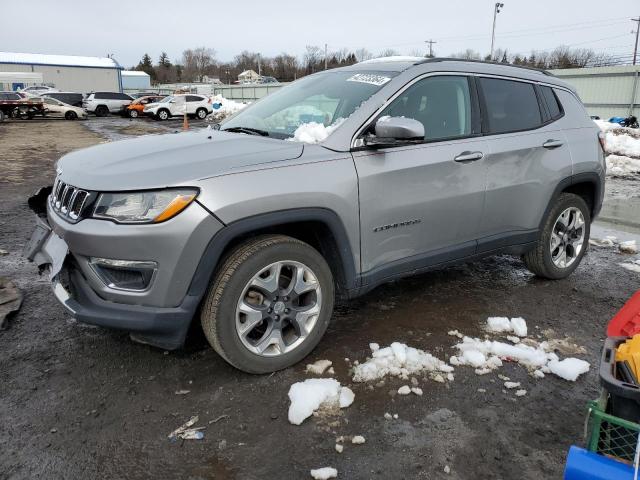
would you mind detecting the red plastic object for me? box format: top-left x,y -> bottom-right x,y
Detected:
607,290 -> 640,337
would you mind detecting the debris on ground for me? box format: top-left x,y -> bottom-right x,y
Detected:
0,249 -> 8,256
384,412 -> 393,420
168,416 -> 205,441
351,435 -> 366,444
547,358 -> 591,381
0,277 -> 22,330
504,382 -> 521,389
174,389 -> 190,395
310,466 -> 338,479
411,387 -> 424,396
486,316 -> 528,337
288,379 -> 354,425
306,359 -> 333,375
335,443 -> 343,453
208,414 -> 230,424
444,465 -> 451,474
397,385 -> 411,395
515,390 -> 527,397
352,342 -> 453,382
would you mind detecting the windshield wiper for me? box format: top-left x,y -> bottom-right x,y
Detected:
222,126 -> 269,137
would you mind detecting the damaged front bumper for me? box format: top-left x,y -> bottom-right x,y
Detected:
23,186 -> 219,350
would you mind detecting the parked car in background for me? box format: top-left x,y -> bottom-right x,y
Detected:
25,58 -> 605,373
129,92 -> 161,99
143,94 -> 212,120
45,92 -> 84,107
83,92 -> 133,117
41,96 -> 87,120
258,76 -> 279,84
21,85 -> 59,95
124,95 -> 165,118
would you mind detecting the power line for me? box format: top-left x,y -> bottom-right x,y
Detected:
425,39 -> 437,57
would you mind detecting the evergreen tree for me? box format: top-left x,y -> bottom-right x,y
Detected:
136,53 -> 156,80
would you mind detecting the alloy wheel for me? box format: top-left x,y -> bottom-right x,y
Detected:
235,260 -> 322,357
550,207 -> 585,268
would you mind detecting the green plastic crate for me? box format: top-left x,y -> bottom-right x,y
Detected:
586,399 -> 640,463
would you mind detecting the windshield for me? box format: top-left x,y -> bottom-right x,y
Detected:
160,96 -> 173,103
222,70 -> 398,139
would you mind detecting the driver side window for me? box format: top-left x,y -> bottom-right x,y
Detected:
379,76 -> 474,142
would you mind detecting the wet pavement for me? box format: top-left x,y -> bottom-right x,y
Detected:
1,119 -> 639,479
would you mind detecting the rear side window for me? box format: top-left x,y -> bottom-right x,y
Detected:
479,78 -> 542,134
540,86 -> 563,120
116,93 -> 132,100
94,92 -> 107,99
187,95 -> 203,102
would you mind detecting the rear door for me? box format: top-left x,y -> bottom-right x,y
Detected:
476,77 -> 572,252
354,74 -> 489,278
186,95 -> 203,114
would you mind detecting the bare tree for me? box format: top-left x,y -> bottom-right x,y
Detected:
181,47 -> 216,82
355,48 -> 373,62
451,49 -> 481,60
378,48 -> 401,57
303,45 -> 323,73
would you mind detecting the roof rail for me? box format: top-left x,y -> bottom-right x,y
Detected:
414,57 -> 554,76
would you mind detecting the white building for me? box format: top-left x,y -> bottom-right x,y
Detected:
0,52 -> 123,93
238,69 -> 260,84
121,70 -> 151,91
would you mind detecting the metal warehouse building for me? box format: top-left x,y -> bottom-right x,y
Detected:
0,52 -> 123,93
551,65 -> 640,119
121,70 -> 151,91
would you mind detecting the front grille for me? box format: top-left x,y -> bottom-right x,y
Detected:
50,178 -> 90,222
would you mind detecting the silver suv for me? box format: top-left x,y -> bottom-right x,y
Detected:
26,58 -> 605,373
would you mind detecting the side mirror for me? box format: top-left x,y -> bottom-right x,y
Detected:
364,116 -> 424,148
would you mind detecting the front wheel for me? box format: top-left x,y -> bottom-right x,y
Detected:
65,111 -> 77,120
201,235 -> 335,373
523,193 -> 590,279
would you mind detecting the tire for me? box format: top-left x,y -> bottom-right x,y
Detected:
65,111 -> 77,120
95,105 -> 108,117
156,109 -> 170,120
129,109 -> 139,118
201,235 -> 335,374
0,110 -> 5,122
523,193 -> 591,279
195,108 -> 207,120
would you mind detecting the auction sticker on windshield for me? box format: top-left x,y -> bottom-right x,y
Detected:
346,74 -> 391,86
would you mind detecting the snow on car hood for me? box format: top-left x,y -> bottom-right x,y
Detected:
56,129 -> 304,191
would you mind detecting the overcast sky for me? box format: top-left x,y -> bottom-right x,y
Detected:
3,0 -> 639,66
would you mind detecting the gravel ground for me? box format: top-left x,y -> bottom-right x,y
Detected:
1,118 -> 639,479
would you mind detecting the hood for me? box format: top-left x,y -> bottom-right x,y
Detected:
57,130 -> 304,191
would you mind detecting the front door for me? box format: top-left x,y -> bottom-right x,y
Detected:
353,75 -> 488,281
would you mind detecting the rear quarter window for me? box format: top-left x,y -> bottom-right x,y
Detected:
540,86 -> 563,120
479,77 -> 542,134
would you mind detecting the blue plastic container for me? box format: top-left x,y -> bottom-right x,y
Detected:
564,446 -> 634,479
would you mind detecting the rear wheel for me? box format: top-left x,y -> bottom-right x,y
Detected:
157,109 -> 170,120
65,111 -> 77,120
523,193 -> 590,279
200,235 -> 334,373
95,105 -> 108,117
196,107 -> 207,119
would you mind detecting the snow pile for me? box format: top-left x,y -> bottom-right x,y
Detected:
288,379 -> 354,425
486,317 -> 528,337
590,236 -> 638,254
547,358 -> 591,381
310,467 -> 338,479
290,119 -> 345,144
207,95 -> 247,122
352,342 -> 453,382
594,120 -> 640,177
619,240 -> 638,254
451,317 -> 590,381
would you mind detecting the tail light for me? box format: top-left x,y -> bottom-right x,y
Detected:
598,131 -> 606,152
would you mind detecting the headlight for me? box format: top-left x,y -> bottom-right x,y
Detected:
92,189 -> 198,224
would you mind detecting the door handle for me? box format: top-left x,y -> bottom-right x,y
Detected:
542,139 -> 564,149
454,151 -> 484,163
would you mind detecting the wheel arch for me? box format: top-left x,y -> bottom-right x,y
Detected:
186,208 -> 359,305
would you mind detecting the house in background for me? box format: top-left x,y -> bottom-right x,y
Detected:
237,69 -> 260,84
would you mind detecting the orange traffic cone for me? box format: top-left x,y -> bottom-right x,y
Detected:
183,111 -> 189,131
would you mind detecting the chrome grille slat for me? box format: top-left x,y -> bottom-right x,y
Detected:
49,177 -> 89,223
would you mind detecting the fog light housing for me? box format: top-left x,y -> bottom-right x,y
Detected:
89,258 -> 157,291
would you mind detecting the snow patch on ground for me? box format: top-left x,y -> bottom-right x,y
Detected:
288,379 -> 355,425
619,240 -> 638,254
310,467 -> 338,479
352,342 -> 453,382
306,359 -> 333,375
486,317 -> 527,337
620,260 -> 640,273
547,358 -> 591,381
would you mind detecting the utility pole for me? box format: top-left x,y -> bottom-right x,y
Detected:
425,39 -> 437,58
490,2 -> 504,60
632,17 -> 640,66
324,43 -> 328,70
257,54 -> 262,76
